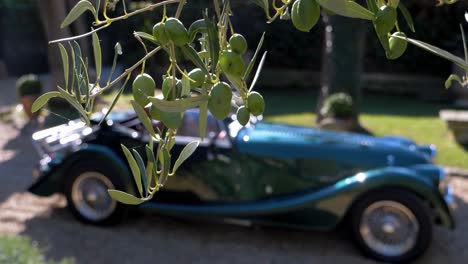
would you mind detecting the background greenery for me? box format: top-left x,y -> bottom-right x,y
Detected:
0,236 -> 74,264
263,90 -> 467,169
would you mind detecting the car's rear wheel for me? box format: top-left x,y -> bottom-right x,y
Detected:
64,162 -> 129,225
350,189 -> 432,263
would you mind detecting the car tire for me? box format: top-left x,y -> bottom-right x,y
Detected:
64,161 -> 129,226
349,188 -> 432,263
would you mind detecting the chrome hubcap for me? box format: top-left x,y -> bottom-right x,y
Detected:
71,172 -> 116,221
359,201 -> 419,257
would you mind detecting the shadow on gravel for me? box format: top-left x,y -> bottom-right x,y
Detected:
2,122 -> 467,263
17,191 -> 468,264
20,209 -> 368,264
0,123 -> 39,202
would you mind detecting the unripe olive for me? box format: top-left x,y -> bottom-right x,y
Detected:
162,76 -> 180,100
387,32 -> 408,60
247,91 -> 265,116
236,106 -> 250,126
219,51 -> 245,77
132,73 -> 155,107
229,34 -> 248,55
208,82 -> 232,120
152,22 -> 169,46
291,0 -> 320,33
188,68 -> 205,88
161,111 -> 184,129
374,5 -> 397,36
164,18 -> 189,47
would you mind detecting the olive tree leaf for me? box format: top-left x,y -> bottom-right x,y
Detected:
398,2 -> 415,33
132,149 -> 148,197
78,56 -> 91,108
72,41 -> 87,101
145,161 -> 154,191
121,144 -> 143,197
108,190 -> 143,205
393,35 -> 468,70
99,76 -> 130,125
188,19 -> 207,43
61,0 -> 97,28
316,0 -> 375,20
181,71 -> 191,97
366,0 -> 378,14
445,74 -> 464,89
131,100 -> 156,137
159,148 -> 171,185
249,51 -> 267,92
145,145 -> 159,188
92,32 -> 102,83
58,44 -> 69,90
32,92 -> 62,113
199,96 -> 208,140
171,141 -> 199,175
203,12 -> 219,72
224,73 -> 244,94
244,32 -> 265,81
181,44 -> 210,76
134,31 -> 158,44
57,86 -> 89,124
149,95 -> 209,112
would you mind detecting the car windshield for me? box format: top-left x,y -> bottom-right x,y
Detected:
178,110 -> 220,138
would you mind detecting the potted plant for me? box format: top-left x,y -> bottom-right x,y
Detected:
16,74 -> 42,120
317,93 -> 355,131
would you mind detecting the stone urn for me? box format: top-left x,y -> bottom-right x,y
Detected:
439,109 -> 468,149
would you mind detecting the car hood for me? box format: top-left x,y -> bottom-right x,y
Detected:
235,122 -> 433,167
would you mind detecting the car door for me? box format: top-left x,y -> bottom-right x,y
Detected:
157,111 -> 246,203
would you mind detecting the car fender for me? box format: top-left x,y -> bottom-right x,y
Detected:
29,144 -> 135,196
327,167 -> 454,229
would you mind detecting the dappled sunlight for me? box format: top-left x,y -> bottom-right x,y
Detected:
0,193 -> 65,235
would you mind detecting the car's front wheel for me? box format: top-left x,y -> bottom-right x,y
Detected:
64,162 -> 129,225
350,189 -> 432,263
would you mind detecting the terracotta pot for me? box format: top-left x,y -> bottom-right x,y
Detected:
19,95 -> 40,120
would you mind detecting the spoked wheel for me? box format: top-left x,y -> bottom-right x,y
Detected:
350,189 -> 432,263
64,162 -> 129,225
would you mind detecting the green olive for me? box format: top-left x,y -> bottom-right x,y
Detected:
152,22 -> 169,46
188,68 -> 205,88
162,76 -> 180,100
132,73 -> 155,107
219,51 -> 245,77
208,82 -> 232,120
229,34 -> 248,55
247,91 -> 265,116
164,18 -> 189,47
236,106 -> 250,126
387,32 -> 408,60
291,0 -> 320,33
160,111 -> 184,129
374,5 -> 397,36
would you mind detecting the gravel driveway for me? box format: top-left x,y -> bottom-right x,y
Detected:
1,121 -> 467,264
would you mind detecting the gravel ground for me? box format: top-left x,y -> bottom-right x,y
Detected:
1,120 -> 468,264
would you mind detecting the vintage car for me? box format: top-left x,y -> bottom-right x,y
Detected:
29,109 -> 455,263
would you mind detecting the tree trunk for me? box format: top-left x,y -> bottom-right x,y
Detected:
316,14 -> 366,123
38,0 -> 90,90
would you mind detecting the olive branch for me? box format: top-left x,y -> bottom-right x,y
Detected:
32,0 -> 467,205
